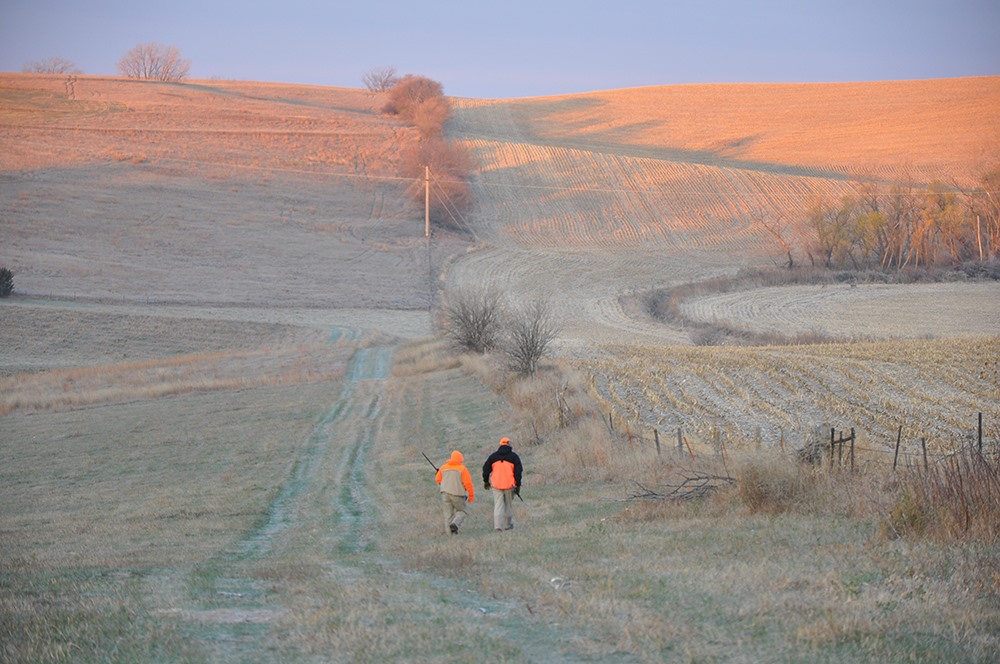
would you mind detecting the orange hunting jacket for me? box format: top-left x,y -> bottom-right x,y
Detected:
435,451 -> 475,502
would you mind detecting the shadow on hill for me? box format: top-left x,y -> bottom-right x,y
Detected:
460,96 -> 858,183
161,80 -> 375,117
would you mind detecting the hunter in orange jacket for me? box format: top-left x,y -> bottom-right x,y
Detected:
482,437 -> 522,531
435,450 -> 474,534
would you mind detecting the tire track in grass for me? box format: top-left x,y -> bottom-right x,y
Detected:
146,342 -> 390,661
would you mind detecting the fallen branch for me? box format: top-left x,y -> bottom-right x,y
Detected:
627,471 -> 735,501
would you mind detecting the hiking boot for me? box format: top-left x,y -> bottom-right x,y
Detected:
449,523 -> 458,535
495,528 -> 503,532
504,524 -> 514,530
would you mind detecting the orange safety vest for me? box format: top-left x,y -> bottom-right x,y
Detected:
490,459 -> 516,490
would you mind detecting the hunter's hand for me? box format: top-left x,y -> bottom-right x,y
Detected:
484,481 -> 490,490
514,487 -> 520,497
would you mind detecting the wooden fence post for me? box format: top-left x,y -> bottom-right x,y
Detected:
893,425 -> 902,471
830,428 -> 835,471
849,428 -> 855,473
922,438 -> 928,471
654,429 -> 661,456
979,412 -> 983,454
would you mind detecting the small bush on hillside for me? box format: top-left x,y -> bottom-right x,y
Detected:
503,299 -> 559,376
382,75 -> 445,126
0,267 -> 13,297
441,288 -> 505,354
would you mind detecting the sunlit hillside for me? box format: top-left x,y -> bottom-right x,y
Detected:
451,77 -> 1000,255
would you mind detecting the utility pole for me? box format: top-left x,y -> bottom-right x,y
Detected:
425,165 -> 432,311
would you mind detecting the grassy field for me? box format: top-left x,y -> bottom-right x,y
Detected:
3,337 -> 998,662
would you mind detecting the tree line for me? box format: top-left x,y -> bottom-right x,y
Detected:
24,43 -> 190,81
366,67 -> 475,231
807,169 -> 1000,271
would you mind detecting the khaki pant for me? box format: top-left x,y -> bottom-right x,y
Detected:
492,487 -> 514,530
440,492 -> 469,533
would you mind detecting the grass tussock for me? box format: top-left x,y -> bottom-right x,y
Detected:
734,451 -> 818,514
884,452 -> 1000,542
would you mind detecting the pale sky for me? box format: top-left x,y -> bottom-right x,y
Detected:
1,0 -> 998,98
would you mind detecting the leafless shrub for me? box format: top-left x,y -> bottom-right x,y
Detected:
503,299 -> 559,376
117,42 -> 190,81
441,287 -> 505,354
361,66 -> 398,93
22,56 -> 81,74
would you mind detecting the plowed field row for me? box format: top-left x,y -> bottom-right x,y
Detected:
461,133 -> 856,254
680,282 -> 1000,340
575,337 -> 999,456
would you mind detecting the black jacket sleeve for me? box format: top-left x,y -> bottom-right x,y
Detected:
482,453 -> 495,484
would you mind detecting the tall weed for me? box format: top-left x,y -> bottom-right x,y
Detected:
884,451 -> 1000,541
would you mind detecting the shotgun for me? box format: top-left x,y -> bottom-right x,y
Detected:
421,452 -> 439,472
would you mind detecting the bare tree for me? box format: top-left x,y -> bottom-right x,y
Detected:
504,299 -> 560,376
362,66 -> 398,93
750,207 -> 796,269
23,56 -> 81,74
442,287 -> 506,354
117,43 -> 190,81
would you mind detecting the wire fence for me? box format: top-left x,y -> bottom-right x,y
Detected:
597,408 -> 997,473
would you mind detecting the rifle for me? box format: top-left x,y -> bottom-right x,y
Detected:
421,452 -> 439,471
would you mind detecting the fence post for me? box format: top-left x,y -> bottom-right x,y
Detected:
677,427 -> 683,454
893,425 -> 902,471
979,412 -> 983,454
654,429 -> 661,456
849,428 -> 855,473
830,428 -> 835,471
921,438 -> 928,471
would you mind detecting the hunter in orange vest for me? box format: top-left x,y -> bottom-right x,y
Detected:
435,450 -> 475,535
482,437 -> 523,531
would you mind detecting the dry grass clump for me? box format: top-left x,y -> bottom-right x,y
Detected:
884,452 -> 1000,542
734,451 -> 818,514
